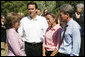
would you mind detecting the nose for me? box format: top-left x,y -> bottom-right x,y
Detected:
28,9 -> 32,12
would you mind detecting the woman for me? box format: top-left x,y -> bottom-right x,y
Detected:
73,3 -> 84,56
1,15 -> 8,50
6,12 -> 26,56
43,13 -> 62,56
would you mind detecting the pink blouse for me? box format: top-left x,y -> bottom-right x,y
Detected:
7,28 -> 26,56
43,24 -> 62,51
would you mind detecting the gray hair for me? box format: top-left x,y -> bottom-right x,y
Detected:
59,4 -> 74,17
77,3 -> 84,9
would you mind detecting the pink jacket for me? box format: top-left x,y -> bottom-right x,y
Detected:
7,29 -> 26,56
43,24 -> 62,51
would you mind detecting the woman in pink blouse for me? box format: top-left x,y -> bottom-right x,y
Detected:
43,13 -> 62,56
6,12 -> 26,56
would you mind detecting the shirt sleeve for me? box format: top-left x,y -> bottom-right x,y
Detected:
71,26 -> 81,56
17,20 -> 24,37
55,28 -> 62,50
43,36 -> 46,47
7,31 -> 26,56
42,17 -> 48,36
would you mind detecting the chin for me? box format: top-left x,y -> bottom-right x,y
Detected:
30,15 -> 34,17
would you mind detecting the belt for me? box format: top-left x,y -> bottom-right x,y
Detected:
25,42 -> 42,47
57,52 -> 70,56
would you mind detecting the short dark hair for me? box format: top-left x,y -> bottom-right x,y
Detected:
27,2 -> 38,9
38,8 -> 41,12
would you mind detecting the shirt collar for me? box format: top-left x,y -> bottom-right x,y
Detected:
27,15 -> 39,21
50,24 -> 59,31
67,18 -> 73,26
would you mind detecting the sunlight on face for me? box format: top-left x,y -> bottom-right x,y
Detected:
28,5 -> 37,17
46,14 -> 55,26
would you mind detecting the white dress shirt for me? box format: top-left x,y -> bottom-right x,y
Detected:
18,15 -> 48,43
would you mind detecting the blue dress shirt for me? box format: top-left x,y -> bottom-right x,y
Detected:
59,18 -> 81,56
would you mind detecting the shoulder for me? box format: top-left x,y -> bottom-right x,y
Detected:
55,24 -> 62,31
20,16 -> 30,22
37,15 -> 46,20
81,14 -> 84,16
7,29 -> 16,36
56,24 -> 62,29
7,29 -> 15,33
71,19 -> 81,29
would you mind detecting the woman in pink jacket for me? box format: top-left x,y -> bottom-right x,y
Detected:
6,12 -> 26,56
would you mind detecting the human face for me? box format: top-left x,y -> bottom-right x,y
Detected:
46,14 -> 55,26
13,21 -> 20,30
44,10 -> 48,14
1,18 -> 5,22
59,11 -> 68,22
28,4 -> 37,18
77,7 -> 82,13
37,10 -> 41,16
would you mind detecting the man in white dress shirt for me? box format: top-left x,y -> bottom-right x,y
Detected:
18,2 -> 48,56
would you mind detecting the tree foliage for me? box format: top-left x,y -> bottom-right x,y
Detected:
1,1 -> 84,17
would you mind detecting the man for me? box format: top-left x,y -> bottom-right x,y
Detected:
43,9 -> 48,17
73,3 -> 84,56
18,2 -> 48,56
57,4 -> 81,56
37,9 -> 42,16
44,9 -> 48,15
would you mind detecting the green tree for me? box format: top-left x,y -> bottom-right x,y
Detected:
1,1 -> 84,17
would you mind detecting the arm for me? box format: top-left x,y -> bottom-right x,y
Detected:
42,17 -> 48,36
7,31 -> 26,56
42,45 -> 46,56
17,20 -> 24,37
71,27 -> 81,56
42,36 -> 46,56
50,49 -> 58,56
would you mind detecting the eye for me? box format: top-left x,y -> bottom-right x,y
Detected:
60,15 -> 61,16
28,9 -> 30,10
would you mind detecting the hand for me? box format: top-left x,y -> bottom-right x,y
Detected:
50,49 -> 58,56
43,54 -> 46,56
50,54 -> 54,56
1,25 -> 6,29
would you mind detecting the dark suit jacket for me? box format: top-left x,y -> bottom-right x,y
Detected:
73,14 -> 84,36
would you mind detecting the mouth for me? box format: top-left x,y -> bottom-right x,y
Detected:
29,12 -> 33,15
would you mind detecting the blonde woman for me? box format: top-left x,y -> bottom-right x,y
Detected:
6,12 -> 26,56
43,13 -> 62,56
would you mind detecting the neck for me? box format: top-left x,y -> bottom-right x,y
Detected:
66,17 -> 71,24
12,27 -> 16,31
31,14 -> 36,20
51,22 -> 57,28
76,12 -> 80,15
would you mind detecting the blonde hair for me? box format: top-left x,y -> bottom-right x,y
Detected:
1,15 -> 6,23
7,12 -> 21,28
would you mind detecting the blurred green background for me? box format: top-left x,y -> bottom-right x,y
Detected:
1,1 -> 84,17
